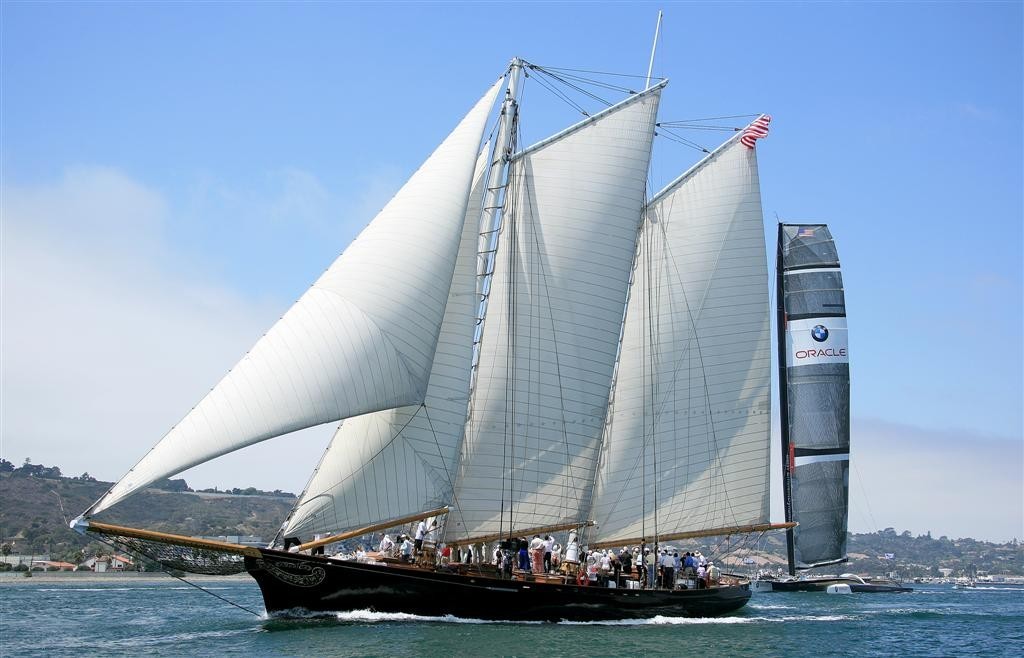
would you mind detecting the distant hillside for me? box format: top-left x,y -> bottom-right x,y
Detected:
1,462 -> 1019,577
729,526 -> 1022,578
0,468 -> 296,563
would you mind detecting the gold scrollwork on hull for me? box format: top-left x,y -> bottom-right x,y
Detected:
255,558 -> 326,587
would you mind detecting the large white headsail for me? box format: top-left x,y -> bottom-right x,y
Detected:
86,80 -> 504,516
588,127 -> 772,546
279,145 -> 490,540
446,83 -> 665,543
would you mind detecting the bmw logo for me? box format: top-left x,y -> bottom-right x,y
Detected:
811,325 -> 829,342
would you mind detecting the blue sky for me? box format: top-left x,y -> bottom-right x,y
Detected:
2,2 -> 1021,541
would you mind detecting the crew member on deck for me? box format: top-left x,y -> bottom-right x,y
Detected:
660,550 -> 675,589
529,535 -> 545,573
415,520 -> 426,555
400,535 -> 414,563
518,539 -> 530,571
565,531 -> 580,564
707,562 -> 720,587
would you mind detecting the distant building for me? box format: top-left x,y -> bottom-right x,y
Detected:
110,554 -> 133,570
31,560 -> 76,571
199,535 -> 264,547
81,554 -> 134,572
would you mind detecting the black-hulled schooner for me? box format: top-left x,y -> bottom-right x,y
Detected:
72,57 -> 793,620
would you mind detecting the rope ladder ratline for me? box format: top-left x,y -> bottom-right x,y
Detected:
83,525 -> 262,617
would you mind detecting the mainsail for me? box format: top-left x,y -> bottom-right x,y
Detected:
278,146 -> 491,540
777,223 -> 850,572
589,128 -> 772,546
446,82 -> 666,542
86,80 -> 504,516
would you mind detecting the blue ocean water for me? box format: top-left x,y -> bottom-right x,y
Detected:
1,577 -> 1021,657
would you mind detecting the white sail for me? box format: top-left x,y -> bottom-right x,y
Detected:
446,83 -> 665,542
589,131 -> 772,545
87,80 -> 504,515
279,145 -> 491,540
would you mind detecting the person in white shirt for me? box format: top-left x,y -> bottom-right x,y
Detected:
707,561 -> 720,586
414,520 -> 426,555
543,535 -> 555,572
659,550 -> 674,588
400,535 -> 414,563
599,551 -> 612,587
565,531 -> 580,563
378,534 -> 395,555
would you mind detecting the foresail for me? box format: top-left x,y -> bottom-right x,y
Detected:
447,83 -> 665,542
589,131 -> 772,546
778,223 -> 849,570
87,79 -> 504,516
278,146 -> 490,541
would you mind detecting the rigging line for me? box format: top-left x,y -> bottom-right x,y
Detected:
501,118 -> 523,541
527,70 -> 589,116
272,421 -> 339,546
645,186 -> 659,550
421,403 -> 464,524
87,531 -> 262,618
287,406 -> 428,516
530,68 -> 636,94
657,124 -> 741,132
657,126 -> 711,153
639,212 -> 649,547
663,114 -> 762,122
533,64 -> 661,80
527,181 -> 543,525
851,461 -> 880,533
50,489 -> 70,526
656,131 -> 710,153
530,66 -> 614,108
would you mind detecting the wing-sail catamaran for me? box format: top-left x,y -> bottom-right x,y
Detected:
753,226 -> 911,593
71,52 -> 797,619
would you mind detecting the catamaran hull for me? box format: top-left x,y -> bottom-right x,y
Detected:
246,549 -> 751,621
753,577 -> 912,593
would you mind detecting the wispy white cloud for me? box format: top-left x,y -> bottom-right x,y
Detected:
846,418 -> 1022,542
1,166 -> 334,495
955,102 -> 996,121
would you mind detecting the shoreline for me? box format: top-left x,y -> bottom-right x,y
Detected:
0,570 -> 253,585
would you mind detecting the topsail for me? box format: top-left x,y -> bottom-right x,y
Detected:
589,128 -> 772,546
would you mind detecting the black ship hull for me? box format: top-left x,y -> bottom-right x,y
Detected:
246,549 -> 751,621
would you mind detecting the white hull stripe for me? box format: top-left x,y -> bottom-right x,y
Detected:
784,267 -> 841,276
794,453 -> 849,467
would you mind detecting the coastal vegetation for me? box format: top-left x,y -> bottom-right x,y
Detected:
0,458 -> 295,566
1,459 -> 1019,578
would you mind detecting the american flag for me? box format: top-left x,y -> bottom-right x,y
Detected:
740,114 -> 771,148
797,227 -> 816,238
